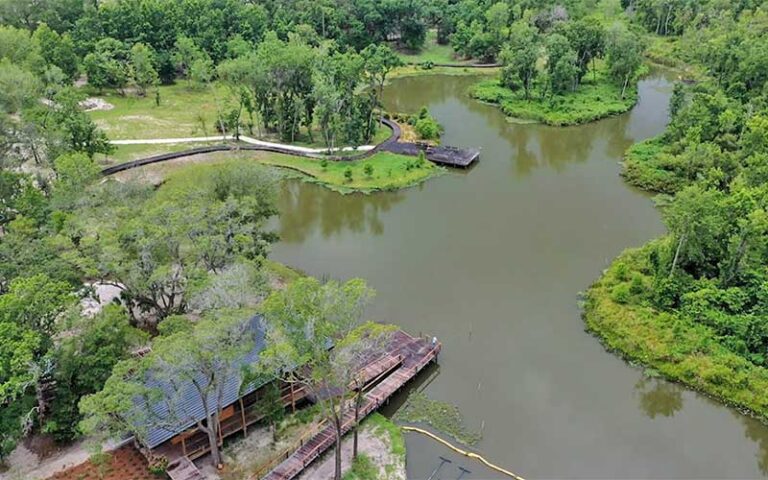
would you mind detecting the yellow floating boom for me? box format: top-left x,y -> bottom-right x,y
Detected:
401,426 -> 526,480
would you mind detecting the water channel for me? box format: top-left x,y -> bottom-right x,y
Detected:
270,71 -> 768,478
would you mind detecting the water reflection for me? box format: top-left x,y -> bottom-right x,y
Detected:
272,70 -> 768,478
276,180 -> 405,242
634,377 -> 684,419
384,74 -> 638,178
740,412 -> 768,475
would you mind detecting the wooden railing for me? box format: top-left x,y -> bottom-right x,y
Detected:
249,419 -> 329,479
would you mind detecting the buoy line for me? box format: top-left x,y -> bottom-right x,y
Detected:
401,426 -> 526,480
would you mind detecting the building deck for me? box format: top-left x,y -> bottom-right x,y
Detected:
256,330 -> 441,480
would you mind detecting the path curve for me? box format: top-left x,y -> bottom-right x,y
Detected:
101,118 -> 401,176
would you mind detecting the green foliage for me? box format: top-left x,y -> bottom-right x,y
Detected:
77,162 -> 277,329
342,454 -> 378,480
471,62 -> 639,126
130,43 -> 158,96
0,59 -> 41,114
394,392 -> 481,446
413,108 -> 442,140
45,306 -> 146,442
585,242 -> 768,421
80,311 -> 257,465
344,167 -> 353,183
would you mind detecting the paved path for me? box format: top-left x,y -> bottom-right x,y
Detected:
110,135 -> 376,154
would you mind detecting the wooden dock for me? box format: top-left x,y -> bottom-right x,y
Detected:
256,330 -> 441,480
379,118 -> 480,168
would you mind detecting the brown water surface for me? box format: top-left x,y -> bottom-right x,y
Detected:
271,72 -> 768,478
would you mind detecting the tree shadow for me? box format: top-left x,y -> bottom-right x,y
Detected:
634,376 -> 684,419
276,180 -> 405,243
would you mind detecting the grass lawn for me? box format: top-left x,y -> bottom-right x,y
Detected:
257,151 -> 442,194
107,147 -> 441,194
469,62 -> 641,126
390,64 -> 500,80
584,240 -> 768,421
87,83 -> 391,146
396,29 -> 471,66
88,83 -> 224,139
96,142 -> 222,166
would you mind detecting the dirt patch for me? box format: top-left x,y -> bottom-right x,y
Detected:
80,98 -> 114,112
80,283 -> 123,317
297,425 -> 405,480
46,445 -> 155,480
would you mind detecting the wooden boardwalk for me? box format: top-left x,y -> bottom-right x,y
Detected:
257,331 -> 441,480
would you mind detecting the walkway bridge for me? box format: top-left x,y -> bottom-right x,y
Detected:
101,118 -> 477,177
252,330 -> 441,480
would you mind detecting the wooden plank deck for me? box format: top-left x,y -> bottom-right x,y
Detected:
259,331 -> 441,480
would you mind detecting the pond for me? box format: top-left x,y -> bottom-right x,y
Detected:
270,71 -> 768,478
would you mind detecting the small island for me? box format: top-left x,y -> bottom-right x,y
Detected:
469,20 -> 645,126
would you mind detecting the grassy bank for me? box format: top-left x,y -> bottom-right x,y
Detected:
469,64 -> 640,126
396,30 -> 472,66
108,146 -> 440,194
620,136 -> 686,194
259,151 -> 441,194
583,241 -> 768,420
390,64 -> 499,80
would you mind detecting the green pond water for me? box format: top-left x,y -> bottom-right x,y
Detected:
270,72 -> 768,478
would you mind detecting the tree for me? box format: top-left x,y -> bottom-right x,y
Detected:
606,25 -> 643,98
173,36 -> 206,86
130,43 -> 158,97
0,60 -> 40,114
361,44 -> 402,139
47,88 -> 114,158
257,278 -> 392,480
52,152 -> 101,208
87,164 -> 276,330
33,23 -> 79,81
80,312 -> 256,467
45,306 -> 146,442
0,273 -> 74,436
500,22 -> 540,99
251,382 -> 284,442
545,33 -> 579,96
83,38 -> 130,92
561,19 -> 605,83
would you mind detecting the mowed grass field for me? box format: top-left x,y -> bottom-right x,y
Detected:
88,82 -> 392,148
396,30 -> 472,65
88,83 -> 224,139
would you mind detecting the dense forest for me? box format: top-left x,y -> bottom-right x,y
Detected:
587,0 -> 768,420
1,0 -> 768,477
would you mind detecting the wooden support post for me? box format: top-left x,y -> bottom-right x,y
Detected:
240,398 -> 247,434
290,382 -> 296,413
182,436 -> 187,457
217,414 -> 224,446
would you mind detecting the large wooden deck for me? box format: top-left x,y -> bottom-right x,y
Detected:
257,330 -> 441,480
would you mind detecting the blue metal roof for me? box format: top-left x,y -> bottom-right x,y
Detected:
139,315 -> 269,449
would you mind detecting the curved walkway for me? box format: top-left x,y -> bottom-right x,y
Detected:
111,135 -> 377,155
102,119 -> 402,176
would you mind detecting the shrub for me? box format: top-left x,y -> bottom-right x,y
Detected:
148,454 -> 168,475
414,116 -> 441,140
611,283 -> 631,304
344,168 -> 353,182
363,164 -> 373,177
614,262 -> 630,281
630,273 -> 645,295
320,158 -> 328,170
